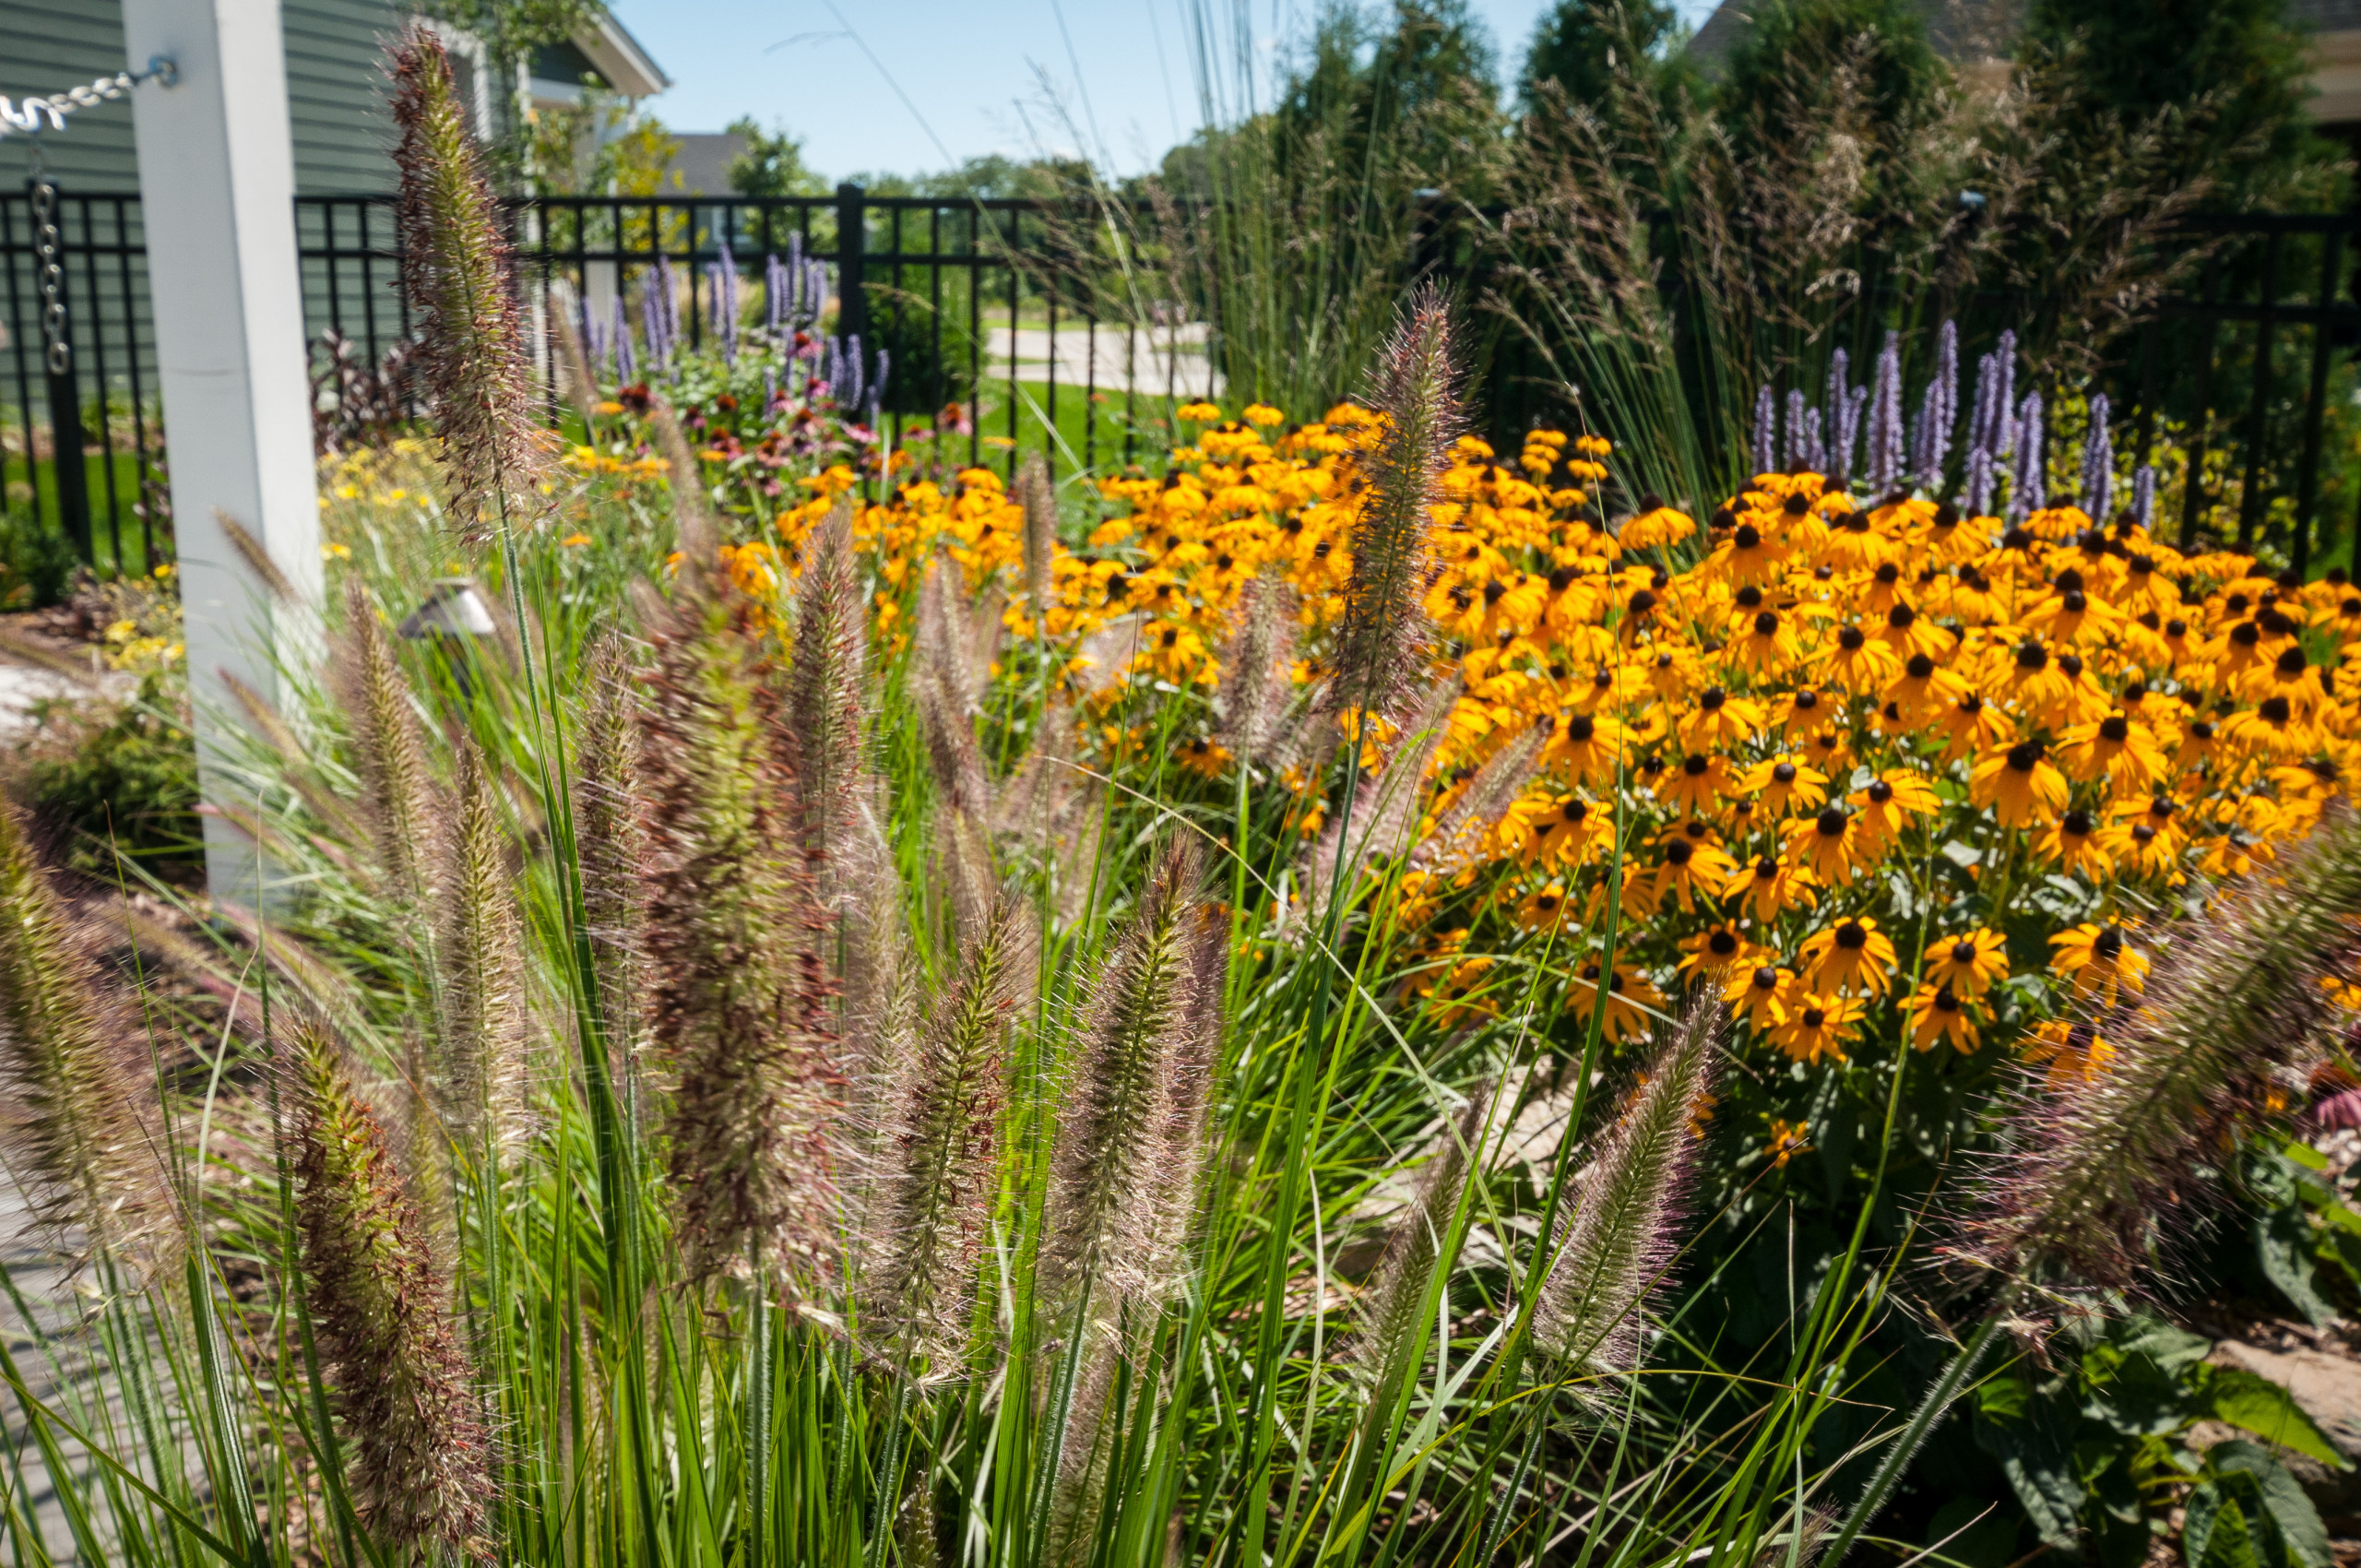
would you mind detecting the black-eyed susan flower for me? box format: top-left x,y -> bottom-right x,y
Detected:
2048,922 -> 2148,1003
1922,926 -> 2009,998
1798,917 -> 1898,997
1936,691 -> 2013,764
1677,686 -> 1767,752
1544,709 -> 1626,788
1770,991 -> 1860,1065
1786,804 -> 1866,885
1969,739 -> 2069,826
2023,1018 -> 2113,1086
1849,770 -> 1940,850
1718,851 -> 1816,921
1661,752 -> 1737,817
1740,755 -> 1830,818
1651,832 -> 1739,914
2034,808 -> 2113,879
1764,1117 -> 1811,1168
1569,960 -> 1661,1046
1678,922 -> 1765,988
1517,883 -> 1574,932
1904,981 -> 1978,1052
1723,962 -> 1793,1033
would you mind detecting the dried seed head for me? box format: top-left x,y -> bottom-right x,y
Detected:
1413,726 -> 1544,874
386,26 -> 545,541
283,1014 -> 496,1564
434,737 -> 528,1158
1354,1081 -> 1496,1384
1215,571 -> 1300,765
648,396 -> 721,580
1537,996 -> 1719,1389
1966,805 -> 2361,1291
871,895 -> 1027,1374
1300,680 -> 1459,912
639,593 -> 841,1283
1016,451 -> 1057,607
0,802 -> 175,1272
1043,841 -> 1214,1321
575,634 -> 647,1093
786,494 -> 871,894
338,576 -> 441,909
1328,286 -> 1463,719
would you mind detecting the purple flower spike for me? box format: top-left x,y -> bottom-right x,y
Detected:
2080,394 -> 2113,522
1752,385 -> 1777,478
613,295 -> 635,384
1801,406 -> 1825,474
2131,464 -> 2157,529
1839,385 -> 1868,491
2010,390 -> 2045,521
1866,336 -> 1904,495
1784,388 -> 1808,470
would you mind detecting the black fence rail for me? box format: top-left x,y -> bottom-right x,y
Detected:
6,181 -> 2361,579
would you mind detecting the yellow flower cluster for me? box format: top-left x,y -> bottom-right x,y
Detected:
766,412 -> 2358,1075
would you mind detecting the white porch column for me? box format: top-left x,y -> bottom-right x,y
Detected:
121,0 -> 324,909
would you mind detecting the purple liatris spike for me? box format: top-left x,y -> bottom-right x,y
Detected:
614,298 -> 635,384
765,253 -> 786,336
2131,464 -> 2156,529
870,348 -> 889,422
1822,349 -> 1851,484
1783,389 -> 1807,470
1866,337 -> 1904,495
1928,320 -> 1960,482
825,337 -> 843,396
2080,394 -> 2112,522
1964,445 -> 1993,517
641,286 -> 666,373
1839,385 -> 1868,491
841,334 -> 864,411
2010,390 -> 2045,521
1800,407 -> 1824,474
1991,331 -> 2016,456
1752,385 -> 1776,478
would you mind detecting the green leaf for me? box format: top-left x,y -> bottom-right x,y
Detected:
2279,1138 -> 2331,1173
2117,1317 -> 2213,1374
2198,1493 -> 2262,1568
2207,1371 -> 2351,1470
2259,1206 -> 2339,1328
1975,1387 -> 2082,1548
2213,1442 -> 2334,1568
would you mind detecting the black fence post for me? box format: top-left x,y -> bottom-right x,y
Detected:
28,179 -> 91,564
836,183 -> 866,345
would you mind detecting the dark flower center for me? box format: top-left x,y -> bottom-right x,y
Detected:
1802,1007 -> 1827,1029
1755,610 -> 1780,634
2006,742 -> 2041,772
1794,688 -> 1821,710
1665,840 -> 1695,866
2260,695 -> 2293,723
1816,806 -> 1848,837
2062,809 -> 2092,835
1951,939 -> 1978,962
1868,779 -> 1894,803
2098,715 -> 2129,742
1834,921 -> 1868,950
1774,761 -> 1797,783
1838,625 -> 1867,650
1684,754 -> 1710,777
1906,653 -> 1935,678
1709,930 -> 1738,956
1734,523 -> 1762,549
2015,641 -> 2047,671
1751,966 -> 1780,992
1566,714 -> 1596,742
2094,927 -> 2123,960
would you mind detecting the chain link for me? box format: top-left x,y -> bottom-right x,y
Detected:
0,58 -> 175,139
30,180 -> 68,376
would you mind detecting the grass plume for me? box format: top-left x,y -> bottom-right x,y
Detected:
640,594 -> 840,1282
435,736 -> 528,1157
1966,805 -> 2361,1290
386,25 -> 545,541
284,1013 -> 496,1564
1328,285 -> 1462,719
1536,995 -> 1720,1389
337,577 -> 441,909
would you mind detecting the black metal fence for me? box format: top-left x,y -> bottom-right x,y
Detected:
6,180 -> 2361,580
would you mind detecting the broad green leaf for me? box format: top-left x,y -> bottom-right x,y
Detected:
2259,1206 -> 2338,1328
2208,1371 -> 2350,1470
2213,1441 -> 2334,1568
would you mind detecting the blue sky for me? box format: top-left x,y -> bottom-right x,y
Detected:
604,0 -> 1724,184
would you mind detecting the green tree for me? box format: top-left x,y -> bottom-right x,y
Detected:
1519,0 -> 1697,115
1720,0 -> 1940,129
726,117 -> 826,197
2022,0 -> 2344,208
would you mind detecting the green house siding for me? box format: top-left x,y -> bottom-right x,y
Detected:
0,0 -> 405,195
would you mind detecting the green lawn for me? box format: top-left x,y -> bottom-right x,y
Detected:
962,380 -> 1187,480
12,451 -> 166,577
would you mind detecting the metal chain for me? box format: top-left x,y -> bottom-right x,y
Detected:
0,57 -> 177,139
30,179 -> 68,375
